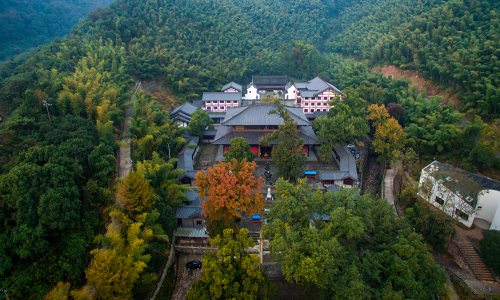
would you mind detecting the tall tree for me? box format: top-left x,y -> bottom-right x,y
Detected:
224,137 -> 254,163
189,109 -> 212,138
195,159 -> 264,236
372,117 -> 406,163
261,103 -> 305,181
314,90 -> 369,161
187,228 -> 266,300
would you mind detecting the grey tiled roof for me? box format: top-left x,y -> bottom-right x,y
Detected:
252,76 -> 288,86
202,92 -> 242,102
221,104 -> 310,126
176,206 -> 203,219
212,125 -> 318,145
177,137 -> 199,172
170,102 -> 198,116
221,82 -> 242,92
175,227 -> 208,238
319,171 -> 351,181
333,145 -> 358,181
295,77 -> 345,98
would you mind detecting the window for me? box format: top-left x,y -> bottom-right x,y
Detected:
219,106 -> 224,110
304,109 -> 309,113
435,196 -> 444,205
233,100 -> 238,103
455,209 -> 469,221
196,220 -> 203,226
311,109 -> 315,112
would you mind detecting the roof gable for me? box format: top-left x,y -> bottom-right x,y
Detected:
221,81 -> 242,92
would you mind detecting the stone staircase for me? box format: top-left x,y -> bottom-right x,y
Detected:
455,237 -> 496,282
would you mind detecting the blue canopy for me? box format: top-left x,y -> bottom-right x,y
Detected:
304,170 -> 317,176
251,214 -> 262,220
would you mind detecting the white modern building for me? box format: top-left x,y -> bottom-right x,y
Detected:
418,161 -> 500,230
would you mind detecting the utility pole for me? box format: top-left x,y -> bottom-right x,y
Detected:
42,100 -> 52,119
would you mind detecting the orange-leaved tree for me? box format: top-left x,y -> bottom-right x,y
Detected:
195,159 -> 264,235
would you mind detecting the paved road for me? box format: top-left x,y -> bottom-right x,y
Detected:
382,169 -> 397,214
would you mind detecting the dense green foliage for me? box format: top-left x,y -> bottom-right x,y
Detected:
0,0 -> 112,60
265,179 -> 446,299
0,0 -> 497,298
187,228 -> 266,300
399,187 -> 455,252
373,0 -> 499,118
480,230 -> 500,276
224,137 -> 254,163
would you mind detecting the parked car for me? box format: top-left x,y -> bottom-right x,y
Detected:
185,259 -> 202,270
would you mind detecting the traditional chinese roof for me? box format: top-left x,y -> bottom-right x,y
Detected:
202,92 -> 242,102
221,81 -> 242,92
176,188 -> 204,219
212,124 -> 318,145
332,145 -> 359,181
174,227 -> 208,238
177,137 -> 199,174
212,104 -> 318,145
170,102 -> 199,123
295,76 -> 345,98
221,104 -> 310,126
252,76 -> 288,87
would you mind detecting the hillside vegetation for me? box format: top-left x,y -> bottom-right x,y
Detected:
0,0 -> 498,298
0,0 -> 112,60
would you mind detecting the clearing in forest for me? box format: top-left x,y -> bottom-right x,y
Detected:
372,65 -> 462,109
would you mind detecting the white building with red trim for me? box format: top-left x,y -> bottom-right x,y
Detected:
286,77 -> 345,115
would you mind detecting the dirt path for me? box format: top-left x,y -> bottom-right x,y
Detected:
372,65 -> 461,108
117,81 -> 140,178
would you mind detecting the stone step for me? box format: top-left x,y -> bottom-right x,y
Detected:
455,238 -> 496,282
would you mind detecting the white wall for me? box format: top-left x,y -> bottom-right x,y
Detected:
476,189 -> 500,230
244,85 -> 259,100
286,85 -> 296,100
418,169 -> 476,227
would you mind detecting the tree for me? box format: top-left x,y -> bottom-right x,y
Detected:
187,228 -> 266,300
372,117 -> 406,163
195,159 -> 264,236
83,220 -> 151,300
261,103 -> 305,181
116,172 -> 156,213
189,109 -> 212,137
387,102 -> 405,124
224,137 -> 254,162
265,179 -> 446,298
367,103 -> 389,128
314,90 -> 369,161
480,230 -> 500,276
44,282 -> 71,300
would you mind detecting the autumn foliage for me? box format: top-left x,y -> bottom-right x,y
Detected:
195,159 -> 264,230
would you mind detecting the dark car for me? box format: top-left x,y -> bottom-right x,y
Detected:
185,259 -> 202,270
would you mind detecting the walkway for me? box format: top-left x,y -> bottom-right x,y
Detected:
118,81 -> 141,178
381,168 -> 397,214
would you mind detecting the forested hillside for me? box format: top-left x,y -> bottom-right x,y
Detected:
0,0 -> 112,60
0,0 -> 498,298
328,0 -> 499,118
